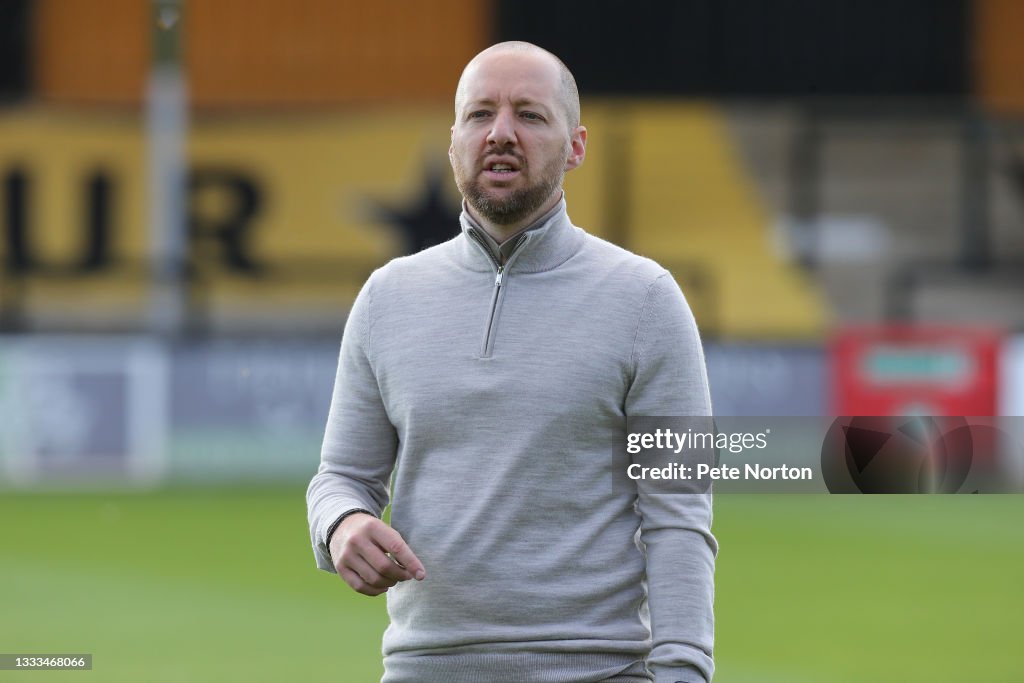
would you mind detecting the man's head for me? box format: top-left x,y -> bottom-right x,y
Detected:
455,42 -> 581,132
450,42 -> 587,233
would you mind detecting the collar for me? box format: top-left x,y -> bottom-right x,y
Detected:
457,195 -> 585,274
464,198 -> 563,265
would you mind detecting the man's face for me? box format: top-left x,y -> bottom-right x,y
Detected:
450,50 -> 586,227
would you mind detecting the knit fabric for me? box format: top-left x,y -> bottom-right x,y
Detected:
307,199 -> 716,682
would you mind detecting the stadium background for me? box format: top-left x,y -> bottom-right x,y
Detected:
1,1 -> 1023,681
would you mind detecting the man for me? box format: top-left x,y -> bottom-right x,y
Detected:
307,41 -> 716,683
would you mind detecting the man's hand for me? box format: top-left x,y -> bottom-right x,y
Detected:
329,512 -> 426,596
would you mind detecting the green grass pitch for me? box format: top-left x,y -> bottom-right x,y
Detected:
1,489 -> 1021,682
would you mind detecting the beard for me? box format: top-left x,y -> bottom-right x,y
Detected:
453,146 -> 568,226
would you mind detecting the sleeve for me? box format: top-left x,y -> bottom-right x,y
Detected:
624,272 -> 717,683
306,271 -> 399,572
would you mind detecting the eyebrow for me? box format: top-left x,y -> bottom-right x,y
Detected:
465,97 -> 553,114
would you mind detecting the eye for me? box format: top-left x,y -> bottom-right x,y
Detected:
468,110 -> 491,120
521,111 -> 544,121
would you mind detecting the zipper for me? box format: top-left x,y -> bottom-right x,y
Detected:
481,264 -> 504,357
468,230 -> 527,358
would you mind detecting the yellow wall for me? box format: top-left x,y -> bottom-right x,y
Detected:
0,107 -> 455,321
0,103 -> 827,338
33,0 -> 486,106
974,0 -> 1024,115
34,0 -> 148,105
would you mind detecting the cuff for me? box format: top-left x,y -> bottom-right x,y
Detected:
316,508 -> 376,571
323,508 -> 376,549
650,664 -> 708,683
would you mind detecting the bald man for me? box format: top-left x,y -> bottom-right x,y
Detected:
308,42 -> 717,683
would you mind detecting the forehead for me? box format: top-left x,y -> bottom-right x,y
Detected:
458,50 -> 562,108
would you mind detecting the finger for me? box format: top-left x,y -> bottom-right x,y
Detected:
339,566 -> 388,597
349,534 -> 415,582
348,554 -> 399,590
371,526 -> 426,580
369,550 -> 416,583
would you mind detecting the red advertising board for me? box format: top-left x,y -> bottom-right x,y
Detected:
832,326 -> 1002,416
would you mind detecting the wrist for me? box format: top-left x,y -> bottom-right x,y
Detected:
326,508 -> 374,547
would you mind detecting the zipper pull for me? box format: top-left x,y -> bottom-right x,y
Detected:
495,265 -> 504,287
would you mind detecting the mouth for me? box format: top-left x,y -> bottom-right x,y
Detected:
481,158 -> 522,181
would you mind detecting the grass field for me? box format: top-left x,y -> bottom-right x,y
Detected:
1,488 -> 1022,682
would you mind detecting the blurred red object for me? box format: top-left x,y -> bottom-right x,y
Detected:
831,325 -> 1002,416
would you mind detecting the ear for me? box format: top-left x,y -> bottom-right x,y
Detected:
564,125 -> 588,172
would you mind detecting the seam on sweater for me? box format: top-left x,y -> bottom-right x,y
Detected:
512,226 -> 588,274
364,269 -> 377,371
629,271 -> 672,377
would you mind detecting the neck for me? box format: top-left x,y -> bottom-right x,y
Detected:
467,191 -> 563,244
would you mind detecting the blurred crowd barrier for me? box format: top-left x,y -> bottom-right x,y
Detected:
0,336 -> 333,487
0,333 -> 1021,488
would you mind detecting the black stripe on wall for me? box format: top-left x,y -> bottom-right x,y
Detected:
496,0 -> 969,98
0,0 -> 31,101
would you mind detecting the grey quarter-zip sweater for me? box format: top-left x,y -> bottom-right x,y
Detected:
307,198 -> 716,683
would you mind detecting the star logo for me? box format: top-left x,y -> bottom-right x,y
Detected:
371,162 -> 462,255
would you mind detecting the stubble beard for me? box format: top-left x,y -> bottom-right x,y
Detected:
454,147 -> 568,226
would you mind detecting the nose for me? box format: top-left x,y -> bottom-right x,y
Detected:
486,108 -> 517,147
